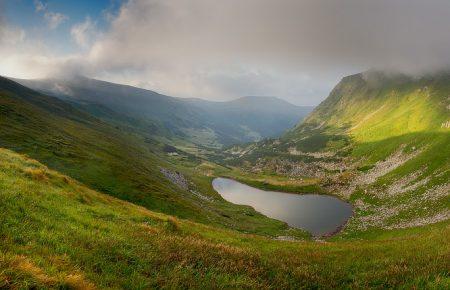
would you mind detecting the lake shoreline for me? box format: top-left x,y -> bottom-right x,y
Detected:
213,177 -> 353,237
218,174 -> 347,200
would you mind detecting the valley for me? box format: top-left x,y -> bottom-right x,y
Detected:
220,71 -> 450,237
14,77 -> 313,149
0,76 -> 304,237
0,70 -> 449,288
2,2 -> 450,289
0,147 -> 448,289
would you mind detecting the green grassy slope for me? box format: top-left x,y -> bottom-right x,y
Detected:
0,76 -> 197,216
0,76 -> 306,237
288,71 -> 449,181
289,71 -> 448,150
1,148 -> 449,289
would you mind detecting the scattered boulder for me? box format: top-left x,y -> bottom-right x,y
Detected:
160,168 -> 189,190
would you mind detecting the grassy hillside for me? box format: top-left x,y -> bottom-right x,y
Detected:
289,71 -> 448,150
15,77 -> 313,148
223,70 -> 449,235
0,76 -> 307,237
0,76 -> 196,216
1,147 -> 449,289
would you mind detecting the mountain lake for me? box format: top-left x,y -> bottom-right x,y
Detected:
212,177 -> 353,236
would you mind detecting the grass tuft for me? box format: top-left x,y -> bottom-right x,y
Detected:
23,167 -> 49,182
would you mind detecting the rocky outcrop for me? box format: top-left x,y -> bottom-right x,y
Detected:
383,170 -> 430,197
288,147 -> 335,158
160,167 -> 214,202
354,145 -> 422,186
160,168 -> 189,190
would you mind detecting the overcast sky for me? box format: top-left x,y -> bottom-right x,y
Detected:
2,0 -> 450,105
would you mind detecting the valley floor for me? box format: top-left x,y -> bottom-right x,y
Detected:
1,148 -> 449,289
216,131 -> 450,240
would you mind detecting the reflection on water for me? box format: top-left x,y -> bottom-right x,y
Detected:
212,178 -> 353,236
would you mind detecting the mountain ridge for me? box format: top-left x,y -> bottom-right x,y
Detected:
12,76 -> 313,148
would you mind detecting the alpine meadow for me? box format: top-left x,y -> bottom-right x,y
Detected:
0,1 -> 449,289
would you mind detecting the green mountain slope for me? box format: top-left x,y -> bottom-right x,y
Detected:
1,147 -> 448,288
225,70 -> 449,235
0,76 -> 193,214
0,76 -> 304,237
288,70 -> 448,150
15,77 -> 313,148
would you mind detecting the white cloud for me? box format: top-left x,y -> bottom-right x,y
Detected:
80,0 -> 450,103
0,21 -> 81,79
33,0 -> 68,29
44,11 -> 68,29
71,17 -> 97,49
33,0 -> 46,12
0,5 -> 69,79
0,25 -> 26,46
6,0 -> 450,104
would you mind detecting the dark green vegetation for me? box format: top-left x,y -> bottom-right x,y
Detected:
15,77 -> 313,148
1,148 -> 448,289
0,76 -> 304,237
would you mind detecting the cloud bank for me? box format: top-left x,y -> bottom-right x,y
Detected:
3,0 -> 450,104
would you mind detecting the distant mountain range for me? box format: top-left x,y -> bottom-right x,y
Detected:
14,76 -> 313,148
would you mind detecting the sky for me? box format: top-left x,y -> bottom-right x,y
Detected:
2,0 -> 450,105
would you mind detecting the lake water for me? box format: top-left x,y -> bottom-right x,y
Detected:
212,178 -> 353,236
